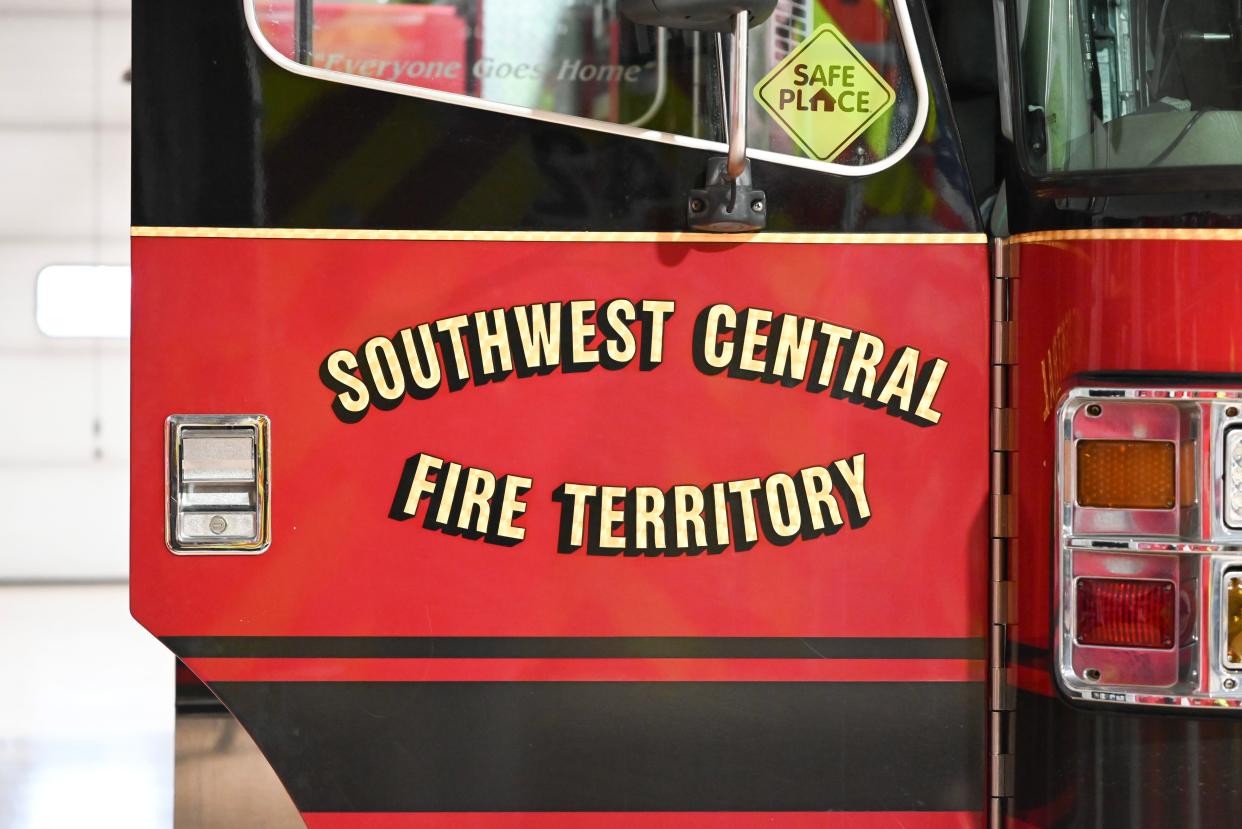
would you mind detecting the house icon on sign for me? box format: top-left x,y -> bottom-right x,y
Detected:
809,88 -> 835,112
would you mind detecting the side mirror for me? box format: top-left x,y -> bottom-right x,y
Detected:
618,0 -> 776,33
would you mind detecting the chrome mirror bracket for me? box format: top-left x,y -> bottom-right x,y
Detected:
689,11 -> 766,232
688,156 -> 766,232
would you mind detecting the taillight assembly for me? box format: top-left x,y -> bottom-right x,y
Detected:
1225,430 -> 1242,529
1057,388 -> 1242,709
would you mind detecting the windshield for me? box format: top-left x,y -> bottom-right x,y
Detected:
1017,0 -> 1242,173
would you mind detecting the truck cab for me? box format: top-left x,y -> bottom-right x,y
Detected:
130,1 -> 1242,825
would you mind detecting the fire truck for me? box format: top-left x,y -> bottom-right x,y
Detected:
130,0 -> 1242,826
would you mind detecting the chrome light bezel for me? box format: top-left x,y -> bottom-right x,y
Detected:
1055,387 -> 1242,711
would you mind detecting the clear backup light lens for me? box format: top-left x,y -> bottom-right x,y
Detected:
1226,430 -> 1242,529
1228,574 -> 1242,668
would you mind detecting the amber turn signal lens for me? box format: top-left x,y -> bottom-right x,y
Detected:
1077,440 -> 1176,509
1076,578 -> 1176,649
1227,575 -> 1242,667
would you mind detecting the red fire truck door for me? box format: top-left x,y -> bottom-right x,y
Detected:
131,228 -> 989,824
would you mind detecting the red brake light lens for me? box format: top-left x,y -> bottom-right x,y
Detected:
1076,578 -> 1175,650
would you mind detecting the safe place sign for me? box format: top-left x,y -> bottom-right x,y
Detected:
755,25 -> 896,162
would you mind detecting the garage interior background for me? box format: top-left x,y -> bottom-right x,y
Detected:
0,1 -> 172,826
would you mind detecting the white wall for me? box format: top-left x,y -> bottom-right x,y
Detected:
0,0 -> 132,579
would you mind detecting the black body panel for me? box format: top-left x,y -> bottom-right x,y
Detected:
213,679 -> 985,813
1014,688 -> 1242,828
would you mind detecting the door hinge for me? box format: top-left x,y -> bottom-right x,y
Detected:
991,493 -> 1017,537
989,238 -> 1016,827
992,320 -> 1016,366
992,580 -> 1015,625
990,744 -> 1015,798
991,239 -> 1016,366
991,408 -> 1016,452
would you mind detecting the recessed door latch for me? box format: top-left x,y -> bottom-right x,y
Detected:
166,414 -> 271,554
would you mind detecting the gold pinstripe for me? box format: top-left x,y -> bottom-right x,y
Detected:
131,226 -> 988,245
1010,228 -> 1242,244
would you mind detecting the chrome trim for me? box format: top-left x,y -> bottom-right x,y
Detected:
725,13 -> 749,181
166,414 -> 271,555
241,0 -> 931,178
715,31 -> 728,140
1054,386 -> 1242,711
1056,547 -> 1201,701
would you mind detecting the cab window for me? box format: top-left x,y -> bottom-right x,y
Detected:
1017,0 -> 1242,172
249,0 -> 921,168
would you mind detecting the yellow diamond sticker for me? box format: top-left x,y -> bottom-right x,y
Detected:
754,25 -> 896,162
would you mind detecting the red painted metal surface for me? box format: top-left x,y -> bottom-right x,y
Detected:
132,234 -> 989,821
1011,233 -> 1242,692
130,235 -> 988,644
183,656 -> 986,682
301,813 -> 984,828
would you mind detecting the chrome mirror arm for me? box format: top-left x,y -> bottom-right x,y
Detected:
724,14 -> 749,182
